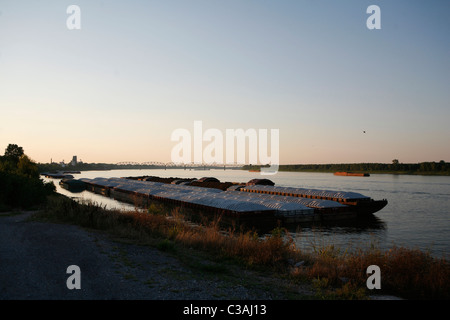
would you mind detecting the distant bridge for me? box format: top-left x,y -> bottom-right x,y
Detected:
115,162 -> 243,169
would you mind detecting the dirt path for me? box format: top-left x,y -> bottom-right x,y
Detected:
0,211 -> 312,300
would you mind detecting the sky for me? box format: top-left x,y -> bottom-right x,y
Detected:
0,0 -> 449,165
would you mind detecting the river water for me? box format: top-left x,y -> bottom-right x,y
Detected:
46,169 -> 450,258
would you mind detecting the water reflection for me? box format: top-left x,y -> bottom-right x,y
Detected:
285,215 -> 386,234
46,178 -> 138,212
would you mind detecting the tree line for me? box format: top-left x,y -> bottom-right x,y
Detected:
243,159 -> 450,175
37,162 -> 169,173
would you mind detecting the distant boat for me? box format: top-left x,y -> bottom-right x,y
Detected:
334,172 -> 370,177
41,172 -> 75,179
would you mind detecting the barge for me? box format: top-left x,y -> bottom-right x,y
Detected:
72,176 -> 387,227
237,184 -> 387,216
334,172 -> 370,177
41,171 -> 79,179
59,178 -> 86,193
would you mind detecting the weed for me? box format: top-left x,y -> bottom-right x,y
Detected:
157,239 -> 177,253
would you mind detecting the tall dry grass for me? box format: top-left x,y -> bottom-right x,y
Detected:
40,195 -> 297,267
341,246 -> 449,299
175,223 -> 298,267
293,244 -> 450,299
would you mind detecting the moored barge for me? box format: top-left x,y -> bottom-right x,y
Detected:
73,176 -> 387,227
59,178 -> 86,193
237,184 -> 387,216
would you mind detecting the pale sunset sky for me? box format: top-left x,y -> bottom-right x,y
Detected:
0,0 -> 449,165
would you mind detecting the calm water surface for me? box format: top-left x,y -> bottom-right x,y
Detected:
47,169 -> 450,258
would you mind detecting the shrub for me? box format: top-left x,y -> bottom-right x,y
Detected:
0,171 -> 55,210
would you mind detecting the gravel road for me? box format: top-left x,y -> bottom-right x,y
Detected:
0,211 -> 311,300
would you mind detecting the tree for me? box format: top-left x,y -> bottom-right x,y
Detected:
4,144 -> 24,164
17,155 -> 39,179
0,158 -> 16,173
0,144 -> 55,210
1,144 -> 38,178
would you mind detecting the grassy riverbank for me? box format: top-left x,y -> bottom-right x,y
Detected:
33,195 -> 449,300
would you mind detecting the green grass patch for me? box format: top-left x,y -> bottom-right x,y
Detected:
156,239 -> 177,253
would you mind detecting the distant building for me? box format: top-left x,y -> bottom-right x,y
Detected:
71,156 -> 78,166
